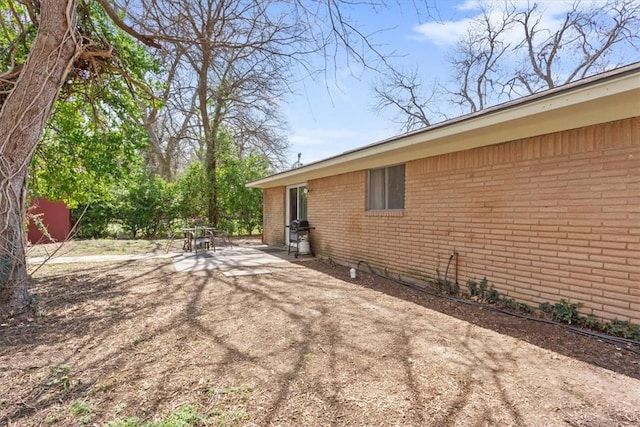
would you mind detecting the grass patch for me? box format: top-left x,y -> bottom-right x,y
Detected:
107,405 -> 209,427
27,239 -> 173,258
210,384 -> 255,396
44,365 -> 72,392
43,415 -> 62,425
69,400 -> 92,425
70,400 -> 91,416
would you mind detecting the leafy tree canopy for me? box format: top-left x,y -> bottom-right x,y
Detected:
24,2 -> 160,208
216,132 -> 271,234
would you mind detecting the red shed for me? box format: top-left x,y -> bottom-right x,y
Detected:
27,198 -> 71,244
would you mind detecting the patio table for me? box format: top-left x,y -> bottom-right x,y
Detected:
182,226 -> 217,254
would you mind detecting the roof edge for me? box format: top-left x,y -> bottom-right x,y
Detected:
248,62 -> 640,188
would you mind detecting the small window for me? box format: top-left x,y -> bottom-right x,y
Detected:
367,164 -> 405,210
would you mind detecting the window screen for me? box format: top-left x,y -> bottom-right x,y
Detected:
367,164 -> 405,210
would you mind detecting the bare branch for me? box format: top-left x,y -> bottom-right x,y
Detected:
373,68 -> 438,132
94,0 -> 161,49
376,0 -> 640,126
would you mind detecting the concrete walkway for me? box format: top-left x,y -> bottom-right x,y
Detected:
27,252 -> 178,265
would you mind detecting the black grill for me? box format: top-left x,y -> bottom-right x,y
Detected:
290,219 -> 310,231
288,219 -> 314,258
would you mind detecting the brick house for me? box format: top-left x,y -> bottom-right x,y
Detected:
248,64 -> 640,323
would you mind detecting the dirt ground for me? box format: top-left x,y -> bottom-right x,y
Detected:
1,239 -> 639,426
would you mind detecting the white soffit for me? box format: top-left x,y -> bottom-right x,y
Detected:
248,67 -> 640,189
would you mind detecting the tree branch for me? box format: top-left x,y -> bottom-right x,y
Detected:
95,0 -> 162,49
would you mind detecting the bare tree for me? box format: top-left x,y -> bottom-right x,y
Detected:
446,2 -> 516,113
135,0 -> 431,223
375,0 -> 640,131
0,0 -> 438,316
138,0 -> 442,177
139,0 -> 296,224
373,68 -> 438,133
139,49 -> 198,180
508,0 -> 640,97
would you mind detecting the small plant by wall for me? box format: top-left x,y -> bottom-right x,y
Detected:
467,277 -> 489,299
452,275 -> 639,341
353,261 -> 640,342
433,269 -> 459,295
539,300 -> 582,324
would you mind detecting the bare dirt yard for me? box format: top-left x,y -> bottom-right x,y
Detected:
1,238 -> 639,426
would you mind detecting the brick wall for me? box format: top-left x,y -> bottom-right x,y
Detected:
263,186 -> 286,246
307,117 -> 640,322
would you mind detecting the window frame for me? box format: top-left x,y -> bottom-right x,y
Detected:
366,163 -> 405,211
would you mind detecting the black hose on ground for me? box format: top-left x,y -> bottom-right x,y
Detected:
354,260 -> 640,355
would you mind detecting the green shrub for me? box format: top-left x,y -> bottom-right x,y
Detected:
539,299 -> 582,324
479,277 -> 488,297
604,319 -> 640,340
485,287 -> 500,303
433,269 -> 459,295
499,295 -> 518,309
467,279 -> 478,297
174,161 -> 208,221
116,173 -> 178,238
71,192 -> 118,238
517,302 -> 534,314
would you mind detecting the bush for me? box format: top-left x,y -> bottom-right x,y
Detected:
174,161 -> 208,221
485,287 -> 500,303
115,173 -> 178,238
71,193 -> 118,239
539,299 -> 582,324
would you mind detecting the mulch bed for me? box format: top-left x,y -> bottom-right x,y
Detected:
305,259 -> 640,380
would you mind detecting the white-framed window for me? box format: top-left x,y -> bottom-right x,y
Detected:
367,164 -> 405,210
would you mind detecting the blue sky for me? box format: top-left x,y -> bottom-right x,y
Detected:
281,0 -> 639,166
283,1 -> 458,166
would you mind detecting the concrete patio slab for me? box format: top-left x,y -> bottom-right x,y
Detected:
172,245 -> 292,273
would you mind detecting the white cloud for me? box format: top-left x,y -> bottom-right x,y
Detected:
456,0 -> 481,11
411,0 -> 589,47
412,18 -> 473,46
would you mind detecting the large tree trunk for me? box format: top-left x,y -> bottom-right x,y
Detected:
195,48 -> 218,227
0,0 -> 79,317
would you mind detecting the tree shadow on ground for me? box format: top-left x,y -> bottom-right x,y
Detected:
302,259 -> 640,380
1,257 -> 637,426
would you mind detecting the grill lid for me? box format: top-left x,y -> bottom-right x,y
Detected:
290,219 -> 310,229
